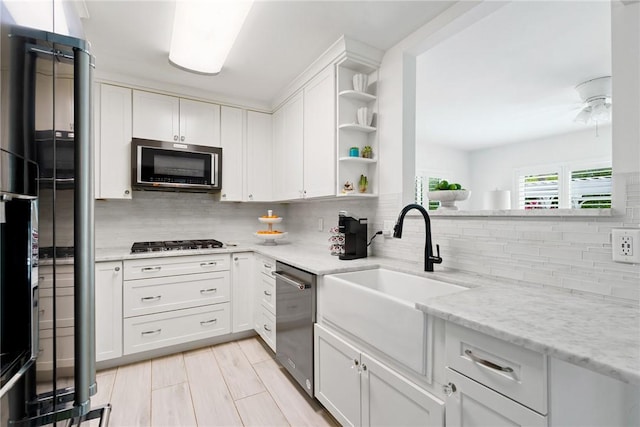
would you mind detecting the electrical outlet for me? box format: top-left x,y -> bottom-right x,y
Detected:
612,229 -> 640,263
383,220 -> 395,237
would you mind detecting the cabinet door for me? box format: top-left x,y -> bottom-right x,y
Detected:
132,90 -> 179,142
97,84 -> 132,199
179,98 -> 221,147
314,324 -> 361,427
445,368 -> 547,427
231,252 -> 254,333
361,353 -> 444,427
220,106 -> 244,201
246,111 -> 273,201
273,92 -> 304,200
96,261 -> 123,362
271,107 -> 285,200
303,65 -> 335,198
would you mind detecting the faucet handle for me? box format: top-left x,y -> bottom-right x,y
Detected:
431,244 -> 443,264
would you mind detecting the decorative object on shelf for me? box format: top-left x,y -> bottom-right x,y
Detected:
342,181 -> 354,194
352,73 -> 368,92
349,146 -> 359,157
328,226 -> 345,256
255,209 -> 287,245
427,181 -> 470,210
358,174 -> 368,193
361,145 -> 373,158
356,107 -> 373,126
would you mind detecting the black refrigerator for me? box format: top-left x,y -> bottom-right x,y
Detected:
0,15 -> 107,426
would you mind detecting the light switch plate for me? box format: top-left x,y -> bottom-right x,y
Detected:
612,228 -> 640,263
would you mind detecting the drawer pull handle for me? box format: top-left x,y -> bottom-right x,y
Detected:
200,319 -> 217,326
39,276 -> 45,281
200,288 -> 217,294
464,349 -> 514,373
200,262 -> 217,267
141,266 -> 161,272
263,290 -> 272,296
264,263 -> 272,269
141,295 -> 162,302
141,329 -> 161,336
263,324 -> 272,332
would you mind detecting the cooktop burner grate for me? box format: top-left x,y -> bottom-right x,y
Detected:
131,239 -> 224,253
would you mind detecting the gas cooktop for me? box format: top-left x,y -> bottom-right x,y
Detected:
39,246 -> 75,259
131,239 -> 225,253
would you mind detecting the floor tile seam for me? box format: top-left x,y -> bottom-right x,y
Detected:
193,343 -> 245,426
234,391 -> 292,427
252,360 -> 302,427
212,341 -> 268,400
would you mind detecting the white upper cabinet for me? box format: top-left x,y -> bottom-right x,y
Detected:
246,111 -> 273,201
179,98 -> 221,147
132,90 -> 220,147
95,83 -> 133,199
303,65 -> 336,199
273,91 -> 304,200
132,91 -> 179,142
220,106 -> 244,201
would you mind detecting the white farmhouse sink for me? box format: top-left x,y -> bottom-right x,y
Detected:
322,268 -> 467,375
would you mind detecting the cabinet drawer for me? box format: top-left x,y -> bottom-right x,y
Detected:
446,322 -> 547,414
123,303 -> 230,355
39,287 -> 74,329
259,274 -> 276,314
258,257 -> 276,278
37,327 -> 74,371
124,271 -> 230,318
124,254 -> 230,280
258,308 -> 276,352
446,368 -> 547,426
37,264 -> 74,289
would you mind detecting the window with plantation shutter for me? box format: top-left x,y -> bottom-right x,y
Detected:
518,171 -> 560,209
570,167 -> 612,209
415,175 -> 442,210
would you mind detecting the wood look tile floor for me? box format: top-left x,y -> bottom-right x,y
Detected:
90,337 -> 338,427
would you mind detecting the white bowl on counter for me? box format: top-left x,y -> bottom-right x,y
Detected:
426,190 -> 470,210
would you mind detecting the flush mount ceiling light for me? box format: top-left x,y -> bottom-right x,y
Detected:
169,0 -> 254,75
574,76 -> 612,125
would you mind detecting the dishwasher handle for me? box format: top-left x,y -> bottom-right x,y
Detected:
273,271 -> 311,290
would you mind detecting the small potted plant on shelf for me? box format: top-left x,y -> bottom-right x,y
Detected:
361,145 -> 373,159
358,174 -> 368,193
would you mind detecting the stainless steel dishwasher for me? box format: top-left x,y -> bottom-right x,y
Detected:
274,261 -> 316,398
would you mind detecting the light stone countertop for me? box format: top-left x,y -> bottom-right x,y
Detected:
95,241 -> 640,386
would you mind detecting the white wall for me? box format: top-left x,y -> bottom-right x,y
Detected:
468,126 -> 612,210
334,0 -> 639,304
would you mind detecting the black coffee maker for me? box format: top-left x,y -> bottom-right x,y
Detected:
338,211 -> 368,260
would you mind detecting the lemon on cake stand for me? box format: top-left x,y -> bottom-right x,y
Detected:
255,210 -> 288,245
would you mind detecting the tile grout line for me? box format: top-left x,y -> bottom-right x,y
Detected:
209,344 -> 248,427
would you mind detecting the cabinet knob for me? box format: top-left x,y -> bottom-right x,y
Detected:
248,194 -> 253,199
222,194 -> 227,198
124,189 -> 130,195
114,266 -> 120,272
443,382 -> 457,396
361,364 -> 367,371
174,135 -> 178,141
234,257 -> 239,261
180,136 -> 185,142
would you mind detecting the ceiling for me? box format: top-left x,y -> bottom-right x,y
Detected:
415,1 -> 612,151
81,0 -> 453,108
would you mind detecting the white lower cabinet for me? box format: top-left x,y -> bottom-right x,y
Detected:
122,255 -> 231,355
315,324 -> 444,427
231,252 -> 254,333
95,261 -> 123,362
445,368 -> 547,427
124,303 -> 230,354
254,256 -> 276,352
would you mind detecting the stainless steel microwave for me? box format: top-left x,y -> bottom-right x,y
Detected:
132,139 -> 222,192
